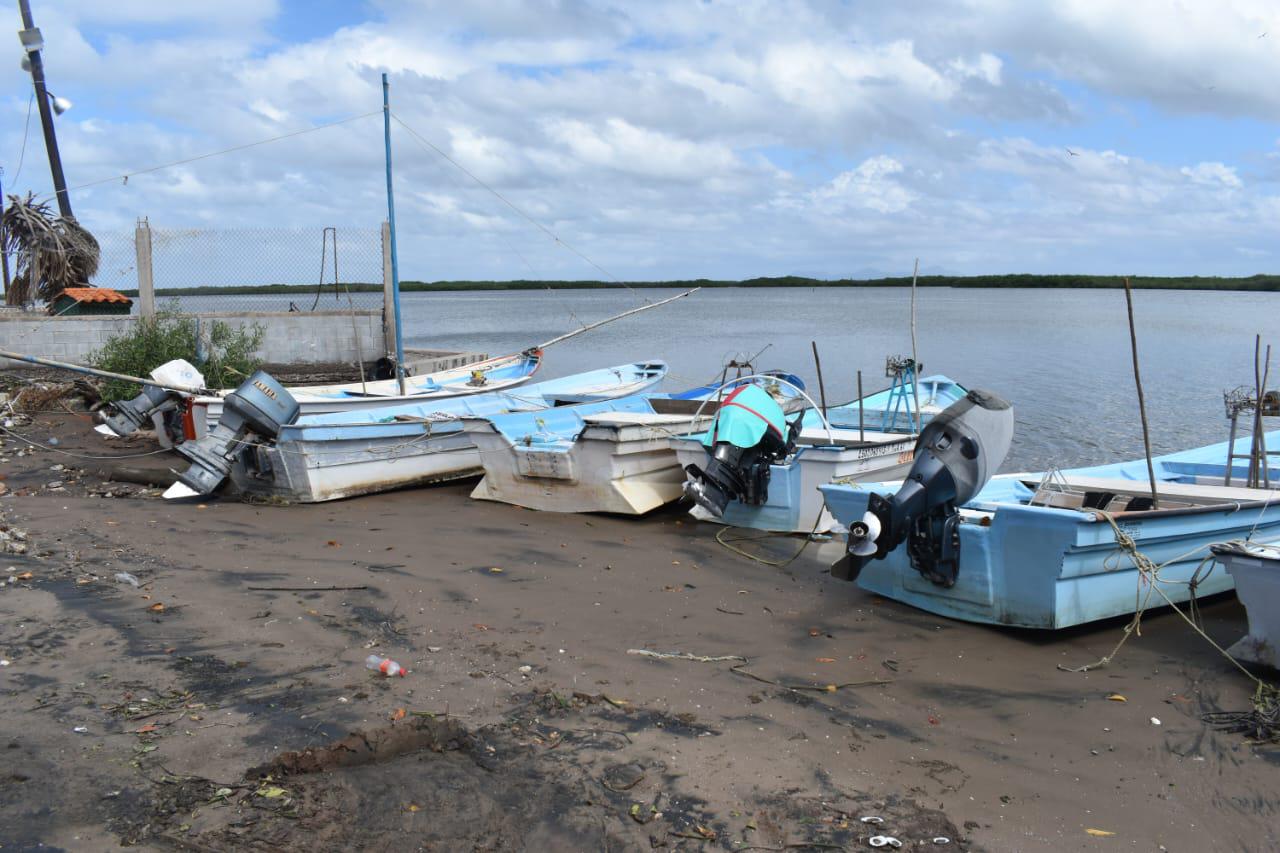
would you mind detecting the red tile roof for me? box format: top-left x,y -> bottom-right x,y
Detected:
57,287 -> 132,304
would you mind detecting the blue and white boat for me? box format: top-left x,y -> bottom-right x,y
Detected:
192,349 -> 543,436
821,430 -> 1280,629
227,360 -> 667,503
671,375 -> 968,533
466,375 -> 806,515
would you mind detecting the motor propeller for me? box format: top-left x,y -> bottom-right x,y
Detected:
847,511 -> 882,557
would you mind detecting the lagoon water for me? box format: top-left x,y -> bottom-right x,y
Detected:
389,286 -> 1277,473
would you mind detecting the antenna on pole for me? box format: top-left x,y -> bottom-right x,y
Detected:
381,72 -> 407,396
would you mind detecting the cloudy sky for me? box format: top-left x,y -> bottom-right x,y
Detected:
4,0 -> 1279,281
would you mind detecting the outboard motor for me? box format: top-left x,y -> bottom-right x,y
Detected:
684,383 -> 800,517
165,371 -> 299,498
833,390 -> 1013,587
99,359 -> 205,439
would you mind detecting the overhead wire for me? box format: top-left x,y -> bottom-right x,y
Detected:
10,91 -> 35,183
66,111 -> 382,192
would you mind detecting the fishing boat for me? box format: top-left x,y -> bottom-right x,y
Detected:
820,429 -> 1280,629
672,375 -> 968,533
465,374 -> 805,515
1209,540 -> 1280,669
88,289 -> 700,442
224,361 -> 668,503
190,349 -> 542,437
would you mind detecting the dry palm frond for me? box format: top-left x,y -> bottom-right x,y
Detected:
1,193 -> 100,305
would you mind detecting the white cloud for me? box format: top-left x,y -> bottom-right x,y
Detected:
952,0 -> 1280,119
808,156 -> 917,214
544,117 -> 742,182
48,0 -> 280,27
1180,162 -> 1243,189
249,99 -> 288,124
949,53 -> 1003,86
3,0 -> 1278,279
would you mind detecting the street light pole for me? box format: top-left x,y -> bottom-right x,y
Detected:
17,0 -> 74,220
0,167 -> 10,299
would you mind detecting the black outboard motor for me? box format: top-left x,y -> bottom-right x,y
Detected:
833,390 -> 1013,587
684,383 -> 800,517
166,371 -> 300,498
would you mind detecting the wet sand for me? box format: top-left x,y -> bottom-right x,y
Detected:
1,410 -> 1277,851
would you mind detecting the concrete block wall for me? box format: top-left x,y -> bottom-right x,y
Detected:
201,311 -> 386,365
0,310 -> 386,368
0,313 -> 137,365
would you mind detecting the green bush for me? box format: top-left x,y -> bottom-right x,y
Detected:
91,307 -> 265,402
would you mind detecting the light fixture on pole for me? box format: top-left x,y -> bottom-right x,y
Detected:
46,91 -> 72,115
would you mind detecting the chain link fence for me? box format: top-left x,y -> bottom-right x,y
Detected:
92,224 -> 385,314
89,229 -> 140,296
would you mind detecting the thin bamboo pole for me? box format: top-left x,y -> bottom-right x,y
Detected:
1123,277 -> 1159,509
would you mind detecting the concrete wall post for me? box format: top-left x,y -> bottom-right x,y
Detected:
381,220 -> 396,359
135,217 -> 155,318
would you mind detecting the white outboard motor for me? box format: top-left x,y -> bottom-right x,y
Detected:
99,359 -> 205,441
166,371 -> 299,498
833,389 -> 1013,587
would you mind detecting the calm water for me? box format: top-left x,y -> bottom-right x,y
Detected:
384,286 -> 1276,473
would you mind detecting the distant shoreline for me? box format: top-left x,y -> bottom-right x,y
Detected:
120,273 -> 1280,297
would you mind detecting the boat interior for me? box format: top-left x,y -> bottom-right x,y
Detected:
798,426 -> 915,450
647,397 -> 723,416
1026,473 -> 1277,513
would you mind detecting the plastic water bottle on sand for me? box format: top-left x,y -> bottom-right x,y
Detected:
365,655 -> 406,677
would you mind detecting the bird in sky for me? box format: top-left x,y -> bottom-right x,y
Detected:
1066,147 -> 1080,156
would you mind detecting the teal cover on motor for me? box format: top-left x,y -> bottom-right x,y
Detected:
703,384 -> 787,449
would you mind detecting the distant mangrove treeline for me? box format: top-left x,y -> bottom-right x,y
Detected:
123,273 -> 1280,297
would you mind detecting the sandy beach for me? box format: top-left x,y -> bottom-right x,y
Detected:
1,405 -> 1277,851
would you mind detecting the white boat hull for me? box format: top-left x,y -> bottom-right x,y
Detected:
470,412 -> 711,515
1213,541 -> 1280,670
232,427 -> 480,503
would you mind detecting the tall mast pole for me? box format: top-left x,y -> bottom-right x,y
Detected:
381,72 -> 407,395
17,0 -> 73,219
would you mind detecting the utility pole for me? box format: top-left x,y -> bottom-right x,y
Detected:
17,0 -> 74,219
0,167 -> 10,299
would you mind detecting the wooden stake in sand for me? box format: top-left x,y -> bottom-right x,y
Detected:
1122,277 -> 1159,509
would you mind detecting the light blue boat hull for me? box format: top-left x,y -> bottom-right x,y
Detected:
821,431 -> 1280,628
